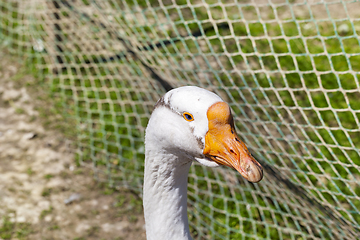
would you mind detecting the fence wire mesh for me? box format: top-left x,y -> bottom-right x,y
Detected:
1,0 -> 360,239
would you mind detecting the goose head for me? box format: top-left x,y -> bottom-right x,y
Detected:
145,86 -> 263,182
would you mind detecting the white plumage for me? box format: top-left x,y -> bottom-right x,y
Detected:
143,86 -> 263,240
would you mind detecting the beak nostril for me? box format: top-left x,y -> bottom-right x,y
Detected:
229,149 -> 236,155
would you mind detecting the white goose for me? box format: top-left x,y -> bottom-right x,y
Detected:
143,86 -> 263,240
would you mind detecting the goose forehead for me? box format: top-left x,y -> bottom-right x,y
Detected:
164,86 -> 223,113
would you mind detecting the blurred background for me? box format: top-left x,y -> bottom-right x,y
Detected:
0,0 -> 360,239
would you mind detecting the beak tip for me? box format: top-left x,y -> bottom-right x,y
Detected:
245,164 -> 263,183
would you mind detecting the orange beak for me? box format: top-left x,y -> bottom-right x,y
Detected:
203,102 -> 263,183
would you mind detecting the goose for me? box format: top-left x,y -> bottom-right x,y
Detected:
143,86 -> 263,240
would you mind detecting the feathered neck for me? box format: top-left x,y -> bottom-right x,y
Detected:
143,148 -> 193,240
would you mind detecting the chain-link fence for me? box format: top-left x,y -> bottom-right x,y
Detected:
1,0 -> 360,239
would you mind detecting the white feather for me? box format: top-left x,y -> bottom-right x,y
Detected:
143,86 -> 224,240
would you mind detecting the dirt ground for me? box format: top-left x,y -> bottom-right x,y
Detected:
0,51 -> 146,239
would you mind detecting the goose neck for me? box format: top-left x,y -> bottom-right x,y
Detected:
143,151 -> 193,240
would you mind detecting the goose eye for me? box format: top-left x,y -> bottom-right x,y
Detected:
183,112 -> 194,122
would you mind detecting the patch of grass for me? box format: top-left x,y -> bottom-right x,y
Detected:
40,206 -> 53,219
0,215 -> 15,239
0,213 -> 33,240
15,107 -> 25,114
74,168 -> 83,175
86,226 -> 100,236
77,213 -> 88,220
41,188 -> 52,197
91,209 -> 100,215
26,167 -> 34,176
103,187 -> 115,195
128,215 -> 138,223
15,222 -> 33,239
114,190 -> 143,217
59,170 -> 70,179
44,174 -> 54,180
48,224 -> 60,230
